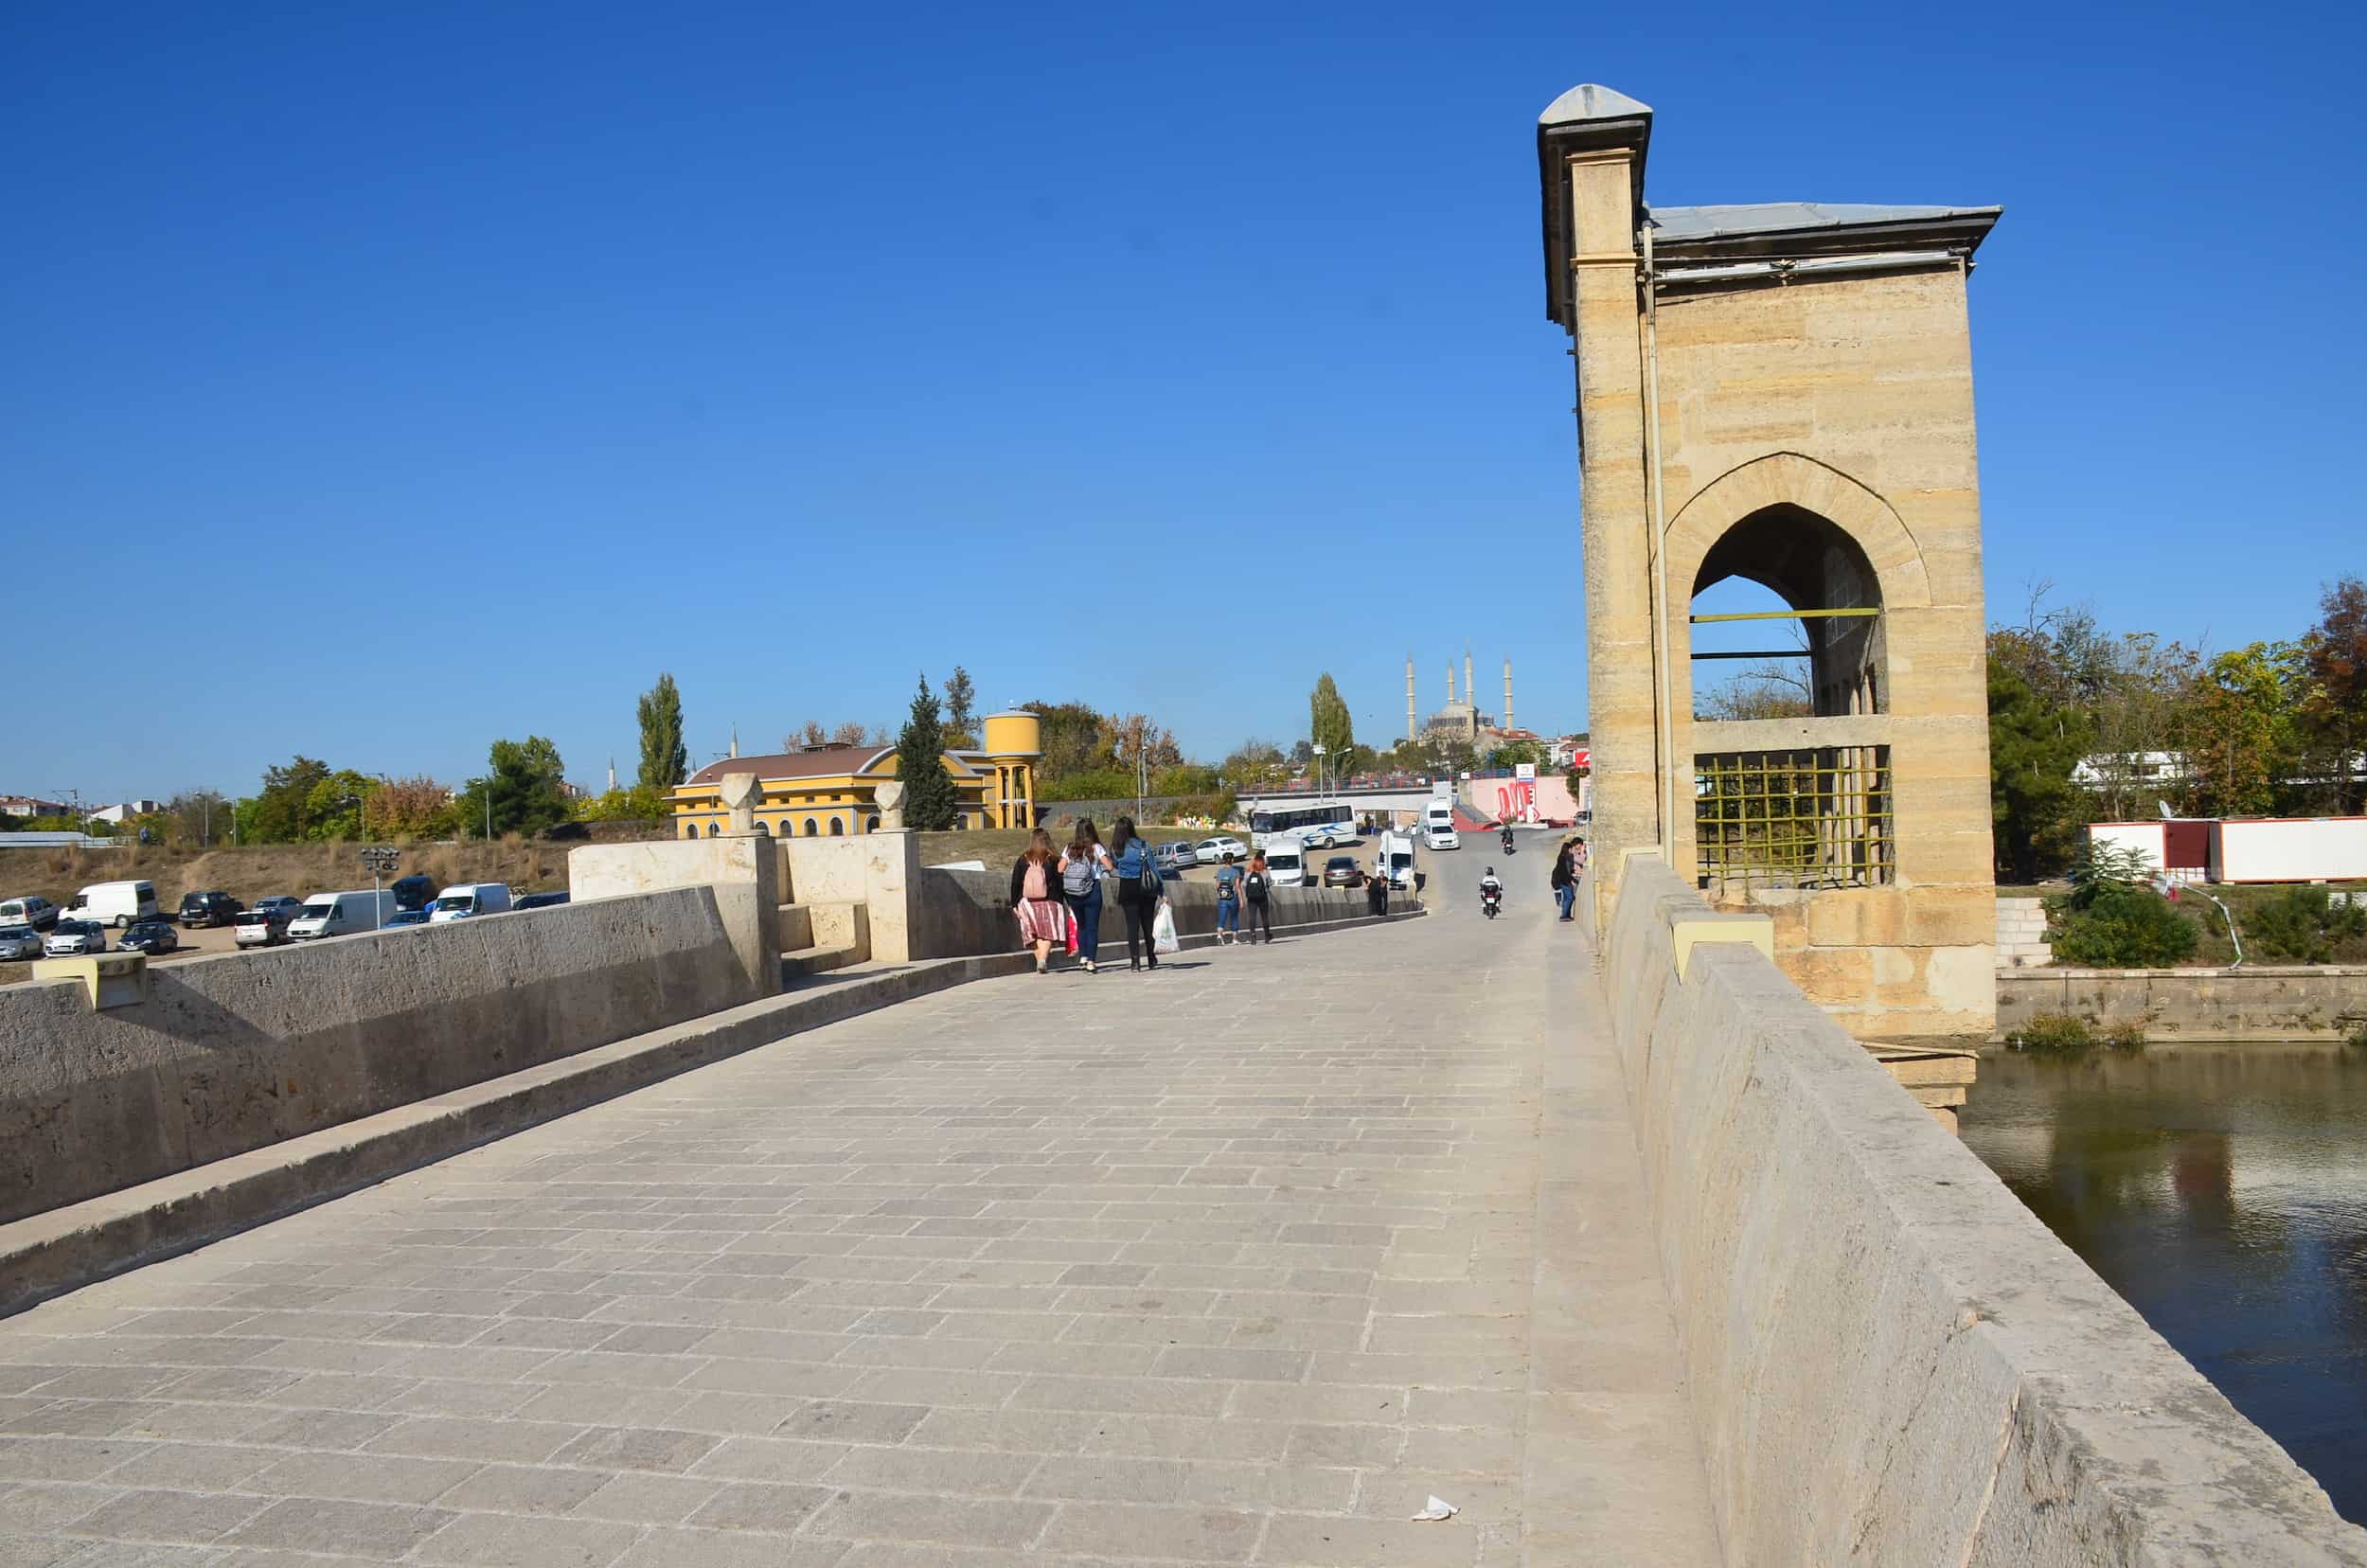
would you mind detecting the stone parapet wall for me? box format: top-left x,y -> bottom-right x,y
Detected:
0,888 -> 765,1226
1599,852 -> 2365,1563
1998,965 -> 2367,1041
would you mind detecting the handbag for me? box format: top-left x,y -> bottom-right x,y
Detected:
1064,910 -> 1079,954
1128,843 -> 1160,896
1151,901 -> 1180,954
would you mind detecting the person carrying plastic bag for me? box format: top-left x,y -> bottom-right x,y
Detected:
1107,815 -> 1169,971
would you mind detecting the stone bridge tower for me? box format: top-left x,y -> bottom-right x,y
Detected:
1539,85 -> 1999,1041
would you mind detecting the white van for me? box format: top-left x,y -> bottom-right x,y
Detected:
1378,831 -> 1418,888
1422,819 -> 1461,851
1262,845 -> 1306,888
429,882 -> 513,923
288,889 -> 398,940
0,895 -> 59,932
64,881 -> 159,928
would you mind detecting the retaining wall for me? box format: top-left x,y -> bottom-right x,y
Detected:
1598,852 -> 2366,1564
1998,964 -> 2367,1041
0,888 -> 763,1225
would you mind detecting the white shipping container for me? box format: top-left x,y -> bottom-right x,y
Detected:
2209,818 -> 2367,883
2087,822 -> 2165,874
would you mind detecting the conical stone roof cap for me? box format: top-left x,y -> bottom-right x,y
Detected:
1538,84 -> 1653,125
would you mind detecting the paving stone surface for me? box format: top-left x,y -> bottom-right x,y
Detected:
0,869 -> 1718,1565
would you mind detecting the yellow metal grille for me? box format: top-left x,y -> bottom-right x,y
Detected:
1694,746 -> 1894,891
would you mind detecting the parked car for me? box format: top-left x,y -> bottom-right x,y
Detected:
233,907 -> 294,947
1322,855 -> 1364,888
1155,842 -> 1199,873
119,920 -> 180,954
0,896 -> 59,933
251,895 -> 304,921
383,909 -> 431,930
178,890 -> 243,928
0,925 -> 44,961
513,891 -> 571,911
288,889 -> 399,939
1195,836 -> 1250,864
1263,846 -> 1306,888
44,920 -> 108,956
63,881 -> 159,928
389,874 -> 439,912
429,882 -> 513,923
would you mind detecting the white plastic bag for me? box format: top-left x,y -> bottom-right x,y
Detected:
1151,901 -> 1180,955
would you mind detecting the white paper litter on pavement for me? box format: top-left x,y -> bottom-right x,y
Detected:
1411,1496 -> 1459,1522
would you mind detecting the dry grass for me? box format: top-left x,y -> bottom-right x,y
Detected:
0,829 -> 662,911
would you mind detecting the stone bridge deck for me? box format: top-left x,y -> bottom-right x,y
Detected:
0,886 -> 1719,1565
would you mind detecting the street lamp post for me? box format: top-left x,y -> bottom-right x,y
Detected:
1311,745 -> 1327,804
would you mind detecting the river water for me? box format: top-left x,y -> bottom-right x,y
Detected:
1960,1044 -> 2367,1522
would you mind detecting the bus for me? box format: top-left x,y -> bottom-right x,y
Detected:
1249,800 -> 1356,851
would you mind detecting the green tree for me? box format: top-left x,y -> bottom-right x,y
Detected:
943,666 -> 978,748
464,736 -> 571,838
304,770 -> 379,841
163,789 -> 234,848
1487,739 -> 1546,769
636,672 -> 688,793
2297,576 -> 2367,814
1222,739 -> 1290,788
1309,673 -> 1354,758
1988,656 -> 2091,884
895,676 -> 961,830
2176,643 -> 2302,817
247,756 -> 332,843
1021,701 -> 1108,784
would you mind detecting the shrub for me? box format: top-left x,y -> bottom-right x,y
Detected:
2006,1012 -> 2095,1053
2347,1021 -> 2367,1051
2099,1019 -> 2149,1053
2243,886 -> 2367,965
2050,882 -> 2198,968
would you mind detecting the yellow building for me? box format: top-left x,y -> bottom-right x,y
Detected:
670,711 -> 1041,839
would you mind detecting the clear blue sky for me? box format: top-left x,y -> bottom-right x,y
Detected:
6,2 -> 2361,801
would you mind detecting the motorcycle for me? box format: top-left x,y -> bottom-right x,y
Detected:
1500,829 -> 1516,855
1481,885 -> 1503,920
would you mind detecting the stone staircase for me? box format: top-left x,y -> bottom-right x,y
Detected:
1996,896 -> 2052,969
779,899 -> 870,980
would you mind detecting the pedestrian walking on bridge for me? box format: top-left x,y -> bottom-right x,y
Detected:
1010,828 -> 1070,974
1108,816 -> 1167,971
1059,818 -> 1113,973
1241,849 -> 1275,945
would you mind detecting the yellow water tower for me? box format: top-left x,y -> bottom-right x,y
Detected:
980,710 -> 1041,829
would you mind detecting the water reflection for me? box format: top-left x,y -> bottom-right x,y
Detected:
1962,1044 -> 2367,1522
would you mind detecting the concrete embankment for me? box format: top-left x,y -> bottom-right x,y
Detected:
2000,963 -> 2367,1041
0,885 -> 771,1225
1594,853 -> 2367,1563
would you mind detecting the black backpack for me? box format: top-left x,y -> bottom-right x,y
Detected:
1244,872 -> 1269,903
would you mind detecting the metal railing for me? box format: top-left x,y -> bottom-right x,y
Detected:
1694,745 -> 1894,892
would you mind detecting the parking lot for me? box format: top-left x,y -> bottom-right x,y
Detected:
0,916 -> 250,986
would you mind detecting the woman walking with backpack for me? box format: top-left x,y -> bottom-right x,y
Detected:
1241,849 -> 1275,945
1212,851 -> 1243,944
1107,816 -> 1168,971
1009,828 -> 1070,975
1059,818 -> 1114,973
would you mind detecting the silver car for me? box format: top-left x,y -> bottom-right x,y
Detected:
0,924 -> 43,961
44,920 -> 107,957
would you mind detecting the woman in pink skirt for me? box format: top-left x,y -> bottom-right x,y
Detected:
1008,827 -> 1071,974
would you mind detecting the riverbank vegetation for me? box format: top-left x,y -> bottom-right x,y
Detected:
1988,577 -> 2367,882
2002,1011 -> 2148,1054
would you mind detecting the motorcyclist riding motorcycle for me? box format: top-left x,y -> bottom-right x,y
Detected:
1479,866 -> 1504,919
1500,825 -> 1516,853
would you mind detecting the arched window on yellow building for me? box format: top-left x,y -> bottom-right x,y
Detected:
804,819 -> 819,837
828,817 -> 844,835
